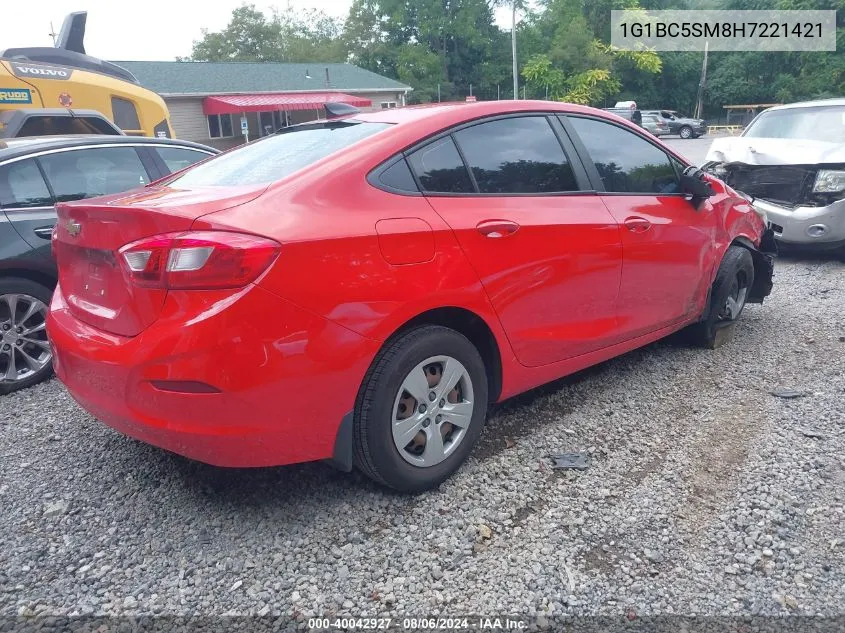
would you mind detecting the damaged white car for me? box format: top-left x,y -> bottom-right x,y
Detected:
703,99 -> 845,255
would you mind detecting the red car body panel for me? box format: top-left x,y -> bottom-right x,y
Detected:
425,195 -> 622,366
600,194 -> 716,340
47,100 -> 771,468
50,281 -> 380,467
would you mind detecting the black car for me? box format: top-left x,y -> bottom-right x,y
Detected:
0,135 -> 217,393
641,110 -> 707,139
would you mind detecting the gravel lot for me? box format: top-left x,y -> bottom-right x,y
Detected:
2,254 -> 843,624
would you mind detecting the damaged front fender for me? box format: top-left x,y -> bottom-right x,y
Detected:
739,229 -> 777,304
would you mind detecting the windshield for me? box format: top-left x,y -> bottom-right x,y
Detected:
170,121 -> 391,187
744,105 -> 845,142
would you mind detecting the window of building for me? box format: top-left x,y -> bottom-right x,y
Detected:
381,102 -> 398,109
208,114 -> 235,139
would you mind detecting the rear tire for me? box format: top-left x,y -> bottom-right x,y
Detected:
0,277 -> 54,395
353,325 -> 488,493
679,125 -> 693,139
686,246 -> 755,348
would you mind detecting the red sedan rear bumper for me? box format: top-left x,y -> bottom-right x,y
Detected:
47,283 -> 378,467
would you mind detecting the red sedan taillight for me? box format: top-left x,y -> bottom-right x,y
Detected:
118,231 -> 280,290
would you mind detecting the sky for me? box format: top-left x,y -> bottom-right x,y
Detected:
0,0 -> 515,61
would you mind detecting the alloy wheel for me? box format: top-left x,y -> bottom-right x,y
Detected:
0,293 -> 51,383
392,355 -> 475,467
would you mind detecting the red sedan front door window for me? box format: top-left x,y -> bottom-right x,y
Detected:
410,115 -> 623,367
565,116 -> 717,339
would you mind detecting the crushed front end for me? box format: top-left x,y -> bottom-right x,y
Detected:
703,161 -> 845,250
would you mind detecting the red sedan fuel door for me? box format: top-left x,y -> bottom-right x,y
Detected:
565,116 -> 716,339
409,116 -> 623,367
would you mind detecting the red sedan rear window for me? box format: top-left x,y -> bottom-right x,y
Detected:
170,121 -> 391,187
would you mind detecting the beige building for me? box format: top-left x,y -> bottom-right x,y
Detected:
114,61 -> 412,150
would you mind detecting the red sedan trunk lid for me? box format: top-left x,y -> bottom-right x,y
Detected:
53,184 -> 266,337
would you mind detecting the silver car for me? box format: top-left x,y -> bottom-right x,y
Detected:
641,113 -> 669,137
703,99 -> 845,253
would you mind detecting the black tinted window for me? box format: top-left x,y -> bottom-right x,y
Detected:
453,117 -> 578,194
567,117 -> 679,194
173,122 -> 390,187
17,116 -> 120,137
39,147 -> 150,202
155,147 -> 211,174
407,137 -> 473,193
378,158 -> 418,193
0,159 -> 52,209
111,97 -> 142,131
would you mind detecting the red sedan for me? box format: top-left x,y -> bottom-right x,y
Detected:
47,101 -> 775,492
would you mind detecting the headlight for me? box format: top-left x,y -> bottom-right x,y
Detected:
813,170 -> 845,193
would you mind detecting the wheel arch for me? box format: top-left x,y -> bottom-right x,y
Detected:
729,235 -> 775,304
394,306 -> 503,405
0,267 -> 57,292
328,305 -> 506,473
698,239 -> 757,323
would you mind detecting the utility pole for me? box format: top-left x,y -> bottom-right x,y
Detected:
49,22 -> 57,46
512,1 -> 518,99
694,41 -> 709,120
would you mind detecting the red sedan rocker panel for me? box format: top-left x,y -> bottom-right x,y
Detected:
47,100 -> 774,491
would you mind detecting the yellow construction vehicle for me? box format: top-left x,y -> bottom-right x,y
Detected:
0,12 -> 174,138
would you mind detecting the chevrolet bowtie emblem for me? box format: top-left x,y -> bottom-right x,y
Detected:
66,219 -> 82,237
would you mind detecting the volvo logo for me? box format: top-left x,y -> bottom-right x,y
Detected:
66,219 -> 82,237
11,64 -> 71,79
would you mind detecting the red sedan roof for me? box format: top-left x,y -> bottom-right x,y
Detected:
350,100 -> 640,151
355,100 -> 613,125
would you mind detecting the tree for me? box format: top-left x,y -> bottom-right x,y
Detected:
188,0 -> 845,117
520,1 -> 661,105
344,0 -> 507,102
190,5 -> 281,61
189,3 -> 346,63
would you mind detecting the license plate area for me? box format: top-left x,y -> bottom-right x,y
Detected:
77,248 -> 117,299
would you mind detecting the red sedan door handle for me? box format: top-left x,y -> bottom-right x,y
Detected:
477,220 -> 520,238
623,216 -> 652,233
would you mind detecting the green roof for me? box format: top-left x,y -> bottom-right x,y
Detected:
112,61 -> 411,96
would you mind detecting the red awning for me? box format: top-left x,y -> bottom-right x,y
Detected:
202,92 -> 372,115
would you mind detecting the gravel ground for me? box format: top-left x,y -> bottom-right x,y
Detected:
1,254 -> 843,626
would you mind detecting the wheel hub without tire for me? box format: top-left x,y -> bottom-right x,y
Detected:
718,273 -> 749,321
392,355 -> 474,467
0,293 -> 51,383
